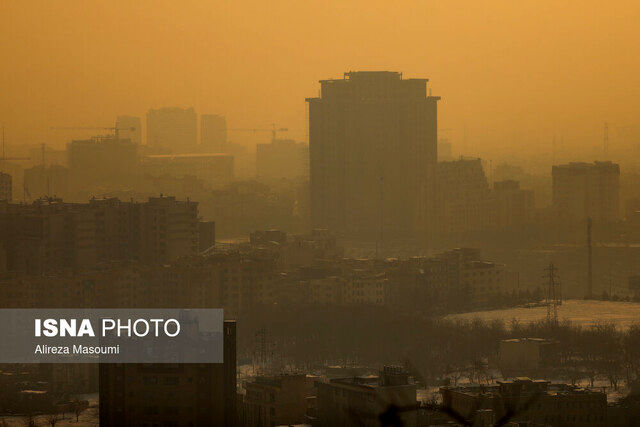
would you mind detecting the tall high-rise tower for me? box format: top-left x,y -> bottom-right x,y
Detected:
306,71 -> 440,239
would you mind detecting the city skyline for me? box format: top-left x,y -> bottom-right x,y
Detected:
1,1 -> 640,162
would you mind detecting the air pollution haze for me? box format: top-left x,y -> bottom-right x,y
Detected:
3,1 -> 640,426
1,0 -> 640,161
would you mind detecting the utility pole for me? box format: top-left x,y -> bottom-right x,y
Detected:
587,217 -> 593,299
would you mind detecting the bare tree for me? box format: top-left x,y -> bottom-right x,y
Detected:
46,414 -> 59,426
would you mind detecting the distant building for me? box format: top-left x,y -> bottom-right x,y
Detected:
23,165 -> 70,200
552,161 -> 620,222
67,135 -> 138,191
100,320 -> 237,426
256,139 -> 308,180
436,158 -> 490,234
201,114 -> 228,153
307,71 -> 440,239
441,378 -> 606,426
0,195 -> 200,273
146,107 -> 198,154
115,115 -> 142,145
499,338 -> 560,377
249,229 -> 343,269
141,153 -> 234,187
242,374 -> 316,426
425,248 -> 517,306
315,366 -> 417,427
490,180 -> 535,229
138,195 -> 199,265
0,172 -> 11,201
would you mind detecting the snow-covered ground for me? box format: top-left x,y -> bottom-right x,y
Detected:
445,299 -> 640,329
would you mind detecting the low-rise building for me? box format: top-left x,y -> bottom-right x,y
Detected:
498,338 -> 560,377
242,374 -> 316,426
440,378 -> 606,426
315,366 -> 417,427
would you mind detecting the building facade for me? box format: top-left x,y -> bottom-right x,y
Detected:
201,114 -> 228,153
435,158 -> 490,234
146,107 -> 198,154
99,320 -> 237,426
552,161 -> 620,223
242,374 -> 315,426
441,378 -> 606,426
315,366 -> 417,427
307,71 -> 440,239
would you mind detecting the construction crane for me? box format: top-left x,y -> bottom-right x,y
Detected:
227,124 -> 288,143
50,126 -> 136,141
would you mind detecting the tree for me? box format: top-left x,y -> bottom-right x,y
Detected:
47,414 -> 59,426
72,399 -> 86,423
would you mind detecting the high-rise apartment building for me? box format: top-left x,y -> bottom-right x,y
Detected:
0,172 -> 11,201
307,71 -> 440,239
552,161 -> 620,222
0,196 -> 200,273
147,107 -> 198,154
115,115 -> 142,145
99,320 -> 237,426
201,114 -> 228,153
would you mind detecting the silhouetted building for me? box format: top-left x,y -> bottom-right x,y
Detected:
100,320 -> 237,426
0,172 -> 11,201
307,71 -> 440,239
441,378 -> 606,426
116,115 -> 142,145
147,107 -> 198,154
552,161 -> 620,222
491,180 -> 535,229
67,136 -> 138,191
315,366 -> 417,427
0,195 -> 200,273
201,114 -> 228,153
436,158 -> 489,233
499,338 -> 560,377
0,197 -> 97,273
242,374 -> 316,426
141,153 -> 234,187
256,139 -> 308,180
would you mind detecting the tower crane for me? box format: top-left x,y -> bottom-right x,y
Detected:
50,126 -> 136,141
227,124 -> 288,143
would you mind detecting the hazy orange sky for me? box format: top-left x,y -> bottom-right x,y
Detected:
1,0 -> 639,163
